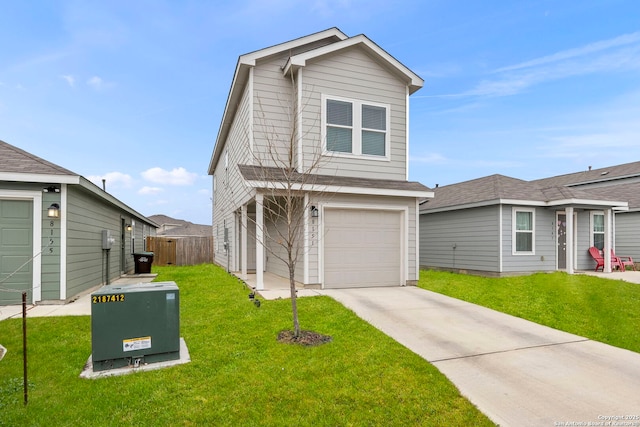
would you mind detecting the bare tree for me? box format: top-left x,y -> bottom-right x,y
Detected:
216,70 -> 332,339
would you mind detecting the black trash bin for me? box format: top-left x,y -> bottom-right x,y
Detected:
133,252 -> 154,274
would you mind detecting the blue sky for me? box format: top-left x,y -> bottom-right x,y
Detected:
2,1 -> 639,225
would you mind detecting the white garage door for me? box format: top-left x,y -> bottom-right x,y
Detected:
324,209 -> 401,288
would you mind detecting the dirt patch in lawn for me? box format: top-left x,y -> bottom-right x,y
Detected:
277,330 -> 333,347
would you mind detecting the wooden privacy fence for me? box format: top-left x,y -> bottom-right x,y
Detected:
146,236 -> 213,266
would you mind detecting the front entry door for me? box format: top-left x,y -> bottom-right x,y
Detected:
557,213 -> 567,269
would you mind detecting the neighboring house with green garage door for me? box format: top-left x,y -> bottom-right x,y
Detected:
0,140 -> 157,306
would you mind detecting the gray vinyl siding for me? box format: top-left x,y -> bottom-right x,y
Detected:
301,48 -> 407,180
212,78 -> 254,272
264,215 -> 304,282
41,188 -> 61,300
66,186 -> 148,298
501,206 -> 556,273
614,212 -> 640,260
252,53 -> 296,169
420,205 -> 500,272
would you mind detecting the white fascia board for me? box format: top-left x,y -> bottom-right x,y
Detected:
240,27 -> 348,66
421,197 -> 629,215
244,179 -> 433,199
421,198 -> 547,215
0,172 -> 80,184
283,35 -> 424,92
546,198 -> 629,209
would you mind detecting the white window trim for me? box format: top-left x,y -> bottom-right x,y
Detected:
590,211 -> 605,249
321,94 -> 390,161
0,190 -> 43,302
512,207 -> 535,255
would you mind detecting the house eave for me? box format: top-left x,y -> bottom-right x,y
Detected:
243,179 -> 433,199
420,197 -> 629,215
0,172 -> 81,185
545,198 -> 629,210
208,28 -> 349,176
282,34 -> 424,94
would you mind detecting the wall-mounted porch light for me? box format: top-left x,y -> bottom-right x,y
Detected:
126,224 -> 132,232
310,205 -> 319,218
47,203 -> 60,218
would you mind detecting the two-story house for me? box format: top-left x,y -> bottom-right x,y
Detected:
208,28 -> 433,290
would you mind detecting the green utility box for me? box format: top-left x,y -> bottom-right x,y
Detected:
91,282 -> 180,372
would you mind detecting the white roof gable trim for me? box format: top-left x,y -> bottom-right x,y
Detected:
239,27 -> 348,67
282,34 -> 424,93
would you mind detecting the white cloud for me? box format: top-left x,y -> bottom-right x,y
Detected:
87,171 -> 133,189
495,31 -> 640,73
438,31 -> 640,99
61,75 -> 75,87
86,75 -> 115,90
87,76 -> 103,89
138,186 -> 164,195
141,167 -> 198,185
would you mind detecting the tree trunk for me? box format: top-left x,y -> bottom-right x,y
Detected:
289,259 -> 300,337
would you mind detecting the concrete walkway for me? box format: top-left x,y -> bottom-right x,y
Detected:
323,287 -> 640,427
0,274 -> 156,321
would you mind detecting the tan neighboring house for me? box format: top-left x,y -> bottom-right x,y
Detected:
0,140 -> 157,305
208,28 -> 433,289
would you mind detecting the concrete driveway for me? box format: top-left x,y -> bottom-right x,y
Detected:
323,287 -> 640,427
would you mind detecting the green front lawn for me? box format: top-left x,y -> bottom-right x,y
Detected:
419,270 -> 640,353
0,264 -> 492,426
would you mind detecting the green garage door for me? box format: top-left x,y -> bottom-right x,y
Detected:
0,200 -> 33,305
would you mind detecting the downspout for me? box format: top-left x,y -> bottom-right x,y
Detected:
248,68 -> 254,163
296,67 -> 303,172
498,204 -> 503,273
405,85 -> 410,181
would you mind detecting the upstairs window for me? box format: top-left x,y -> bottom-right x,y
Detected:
324,95 -> 389,159
513,208 -> 535,254
326,99 -> 353,153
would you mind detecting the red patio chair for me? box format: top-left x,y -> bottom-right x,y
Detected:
588,247 -> 625,271
588,247 -> 604,271
612,249 -> 636,271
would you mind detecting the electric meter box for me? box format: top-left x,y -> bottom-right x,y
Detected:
91,282 -> 180,372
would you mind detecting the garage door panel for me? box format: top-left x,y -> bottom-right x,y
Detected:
0,200 -> 33,304
324,208 -> 401,289
2,228 -> 31,246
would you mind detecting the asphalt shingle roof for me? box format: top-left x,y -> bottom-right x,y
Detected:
531,161 -> 640,188
420,173 -> 630,212
0,140 -> 77,176
238,164 -> 432,193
